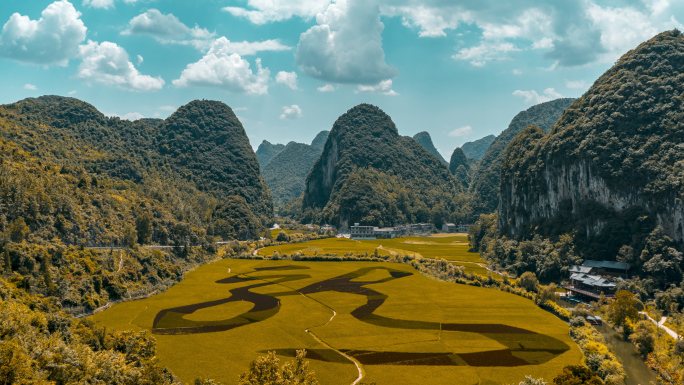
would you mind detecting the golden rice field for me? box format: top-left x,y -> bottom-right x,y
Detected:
259,234 -> 504,279
90,258 -> 580,385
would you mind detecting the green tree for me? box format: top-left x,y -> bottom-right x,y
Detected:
609,290 -> 639,333
238,350 -> 318,385
629,320 -> 655,355
123,224 -> 137,247
276,231 -> 290,242
552,365 -> 604,385
3,249 -> 10,273
8,217 -> 29,242
136,214 -> 153,245
518,271 -> 539,292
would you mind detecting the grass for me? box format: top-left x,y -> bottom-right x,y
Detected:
268,228 -> 315,237
90,259 -> 581,385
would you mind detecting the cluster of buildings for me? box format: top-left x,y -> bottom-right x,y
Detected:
350,222 -> 470,240
562,260 -> 631,301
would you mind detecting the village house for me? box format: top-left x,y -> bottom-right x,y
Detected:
562,260 -> 631,301
442,223 -> 457,232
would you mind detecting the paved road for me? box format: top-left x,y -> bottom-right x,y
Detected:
640,312 -> 680,340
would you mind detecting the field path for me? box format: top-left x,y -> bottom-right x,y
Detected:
243,271 -> 366,385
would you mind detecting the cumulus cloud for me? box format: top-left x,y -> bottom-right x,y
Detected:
453,41 -> 520,67
566,79 -> 588,89
275,71 -> 298,90
512,69 -> 522,75
448,125 -> 473,137
355,79 -> 398,95
108,111 -> 144,120
173,37 -> 270,95
122,9 -> 217,50
0,0 -> 87,66
295,0 -> 398,85
68,90 -> 77,95
82,0 -> 137,9
24,84 -> 37,90
280,105 -> 302,120
223,0 -> 332,24
317,84 -> 335,92
75,40 -> 165,92
385,0 -> 683,68
513,88 -> 562,104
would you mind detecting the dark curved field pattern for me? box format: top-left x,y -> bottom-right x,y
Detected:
89,259 -> 581,385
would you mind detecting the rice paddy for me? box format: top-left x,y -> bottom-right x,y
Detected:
90,257 -> 581,385
259,234 -> 502,279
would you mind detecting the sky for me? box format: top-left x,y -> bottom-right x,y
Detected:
0,0 -> 682,158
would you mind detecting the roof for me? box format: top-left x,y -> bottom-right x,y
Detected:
569,265 -> 592,274
570,273 -> 616,288
582,260 -> 631,270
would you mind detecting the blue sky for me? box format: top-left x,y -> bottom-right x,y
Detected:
0,0 -> 682,158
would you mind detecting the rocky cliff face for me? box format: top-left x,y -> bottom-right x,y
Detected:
499,30 -> 684,249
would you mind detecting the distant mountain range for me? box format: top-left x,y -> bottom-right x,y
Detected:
461,135 -> 495,160
261,131 -> 329,208
413,131 -> 448,164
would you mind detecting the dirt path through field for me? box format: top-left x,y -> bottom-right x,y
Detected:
242,271 -> 366,385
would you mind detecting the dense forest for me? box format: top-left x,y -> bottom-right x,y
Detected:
468,98 -> 575,216
461,134 -> 495,160
413,131 -> 448,164
486,30 -> 684,299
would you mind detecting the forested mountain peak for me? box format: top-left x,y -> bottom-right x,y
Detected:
9,95 -> 106,128
256,140 -> 286,168
158,99 -> 273,220
461,135 -> 495,160
413,131 -> 448,164
469,97 -> 575,215
311,130 -> 330,148
299,103 -> 461,228
499,29 -> 684,257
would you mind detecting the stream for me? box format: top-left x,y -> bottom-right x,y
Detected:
596,324 -> 656,385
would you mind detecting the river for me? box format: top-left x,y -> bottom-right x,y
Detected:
596,324 -> 656,385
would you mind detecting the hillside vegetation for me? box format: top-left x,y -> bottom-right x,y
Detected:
413,131 -> 448,164
497,29 -> 684,265
461,135 -> 495,160
297,104 -> 466,228
262,141 -> 324,207
469,98 -> 575,215
256,140 -> 285,168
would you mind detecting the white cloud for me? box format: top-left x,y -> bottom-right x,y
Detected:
275,71 -> 298,90
317,84 -> 335,92
233,107 -> 248,111
453,41 -> 520,67
280,105 -> 302,120
448,125 -> 473,137
225,40 -> 291,56
159,105 -> 176,111
0,0 -> 87,66
108,111 -> 144,121
381,5 -> 469,37
173,37 -> 270,95
532,37 -> 554,49
122,9 -> 217,50
223,0 -> 332,24
82,0 -> 137,9
68,90 -> 77,95
566,79 -> 588,89
24,84 -> 37,90
513,88 -> 563,104
137,54 -> 143,65
75,40 -> 165,92
355,79 -> 398,95
512,69 -> 522,75
295,0 -> 398,85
